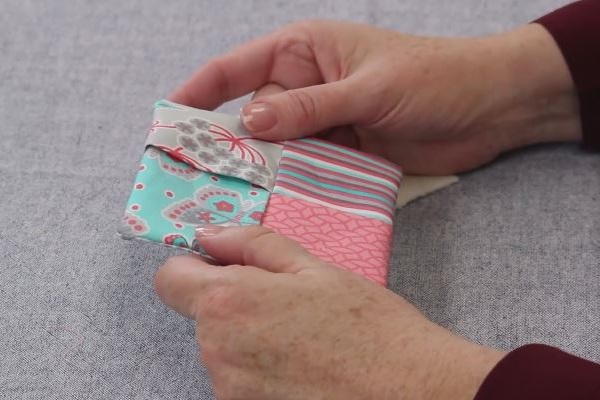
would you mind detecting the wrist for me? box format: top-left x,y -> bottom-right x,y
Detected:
476,24 -> 581,152
383,317 -> 505,400
415,330 -> 505,400
432,338 -> 505,400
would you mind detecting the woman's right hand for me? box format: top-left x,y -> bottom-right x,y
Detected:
170,20 -> 580,175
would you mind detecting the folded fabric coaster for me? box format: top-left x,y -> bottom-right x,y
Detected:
120,100 -> 402,285
147,100 -> 282,190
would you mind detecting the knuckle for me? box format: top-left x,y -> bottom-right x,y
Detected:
213,376 -> 257,400
153,262 -> 170,296
273,22 -> 319,64
274,26 -> 303,48
204,57 -> 232,99
241,229 -> 277,264
198,283 -> 241,318
244,225 -> 273,237
153,256 -> 187,298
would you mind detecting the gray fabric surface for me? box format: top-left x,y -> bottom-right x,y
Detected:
2,0 -> 598,398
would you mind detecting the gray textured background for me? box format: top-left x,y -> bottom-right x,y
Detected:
2,0 -> 598,399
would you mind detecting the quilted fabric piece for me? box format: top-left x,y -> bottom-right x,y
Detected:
147,100 -> 283,190
262,194 -> 393,285
118,146 -> 268,255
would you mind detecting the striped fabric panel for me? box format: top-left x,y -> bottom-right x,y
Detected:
272,139 -> 402,223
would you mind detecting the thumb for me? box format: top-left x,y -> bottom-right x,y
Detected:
195,225 -> 320,273
241,78 -> 362,140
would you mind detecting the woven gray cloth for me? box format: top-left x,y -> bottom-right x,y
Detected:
2,0 -> 598,398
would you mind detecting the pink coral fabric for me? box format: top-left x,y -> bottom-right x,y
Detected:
262,194 -> 392,285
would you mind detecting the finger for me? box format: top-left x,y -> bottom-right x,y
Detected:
252,85 -> 360,146
154,254 -> 223,318
251,82 -> 286,100
240,77 -> 363,140
195,225 -> 320,273
168,35 -> 274,109
168,26 -> 319,110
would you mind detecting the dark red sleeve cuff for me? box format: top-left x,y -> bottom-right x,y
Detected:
535,0 -> 600,151
474,344 -> 600,399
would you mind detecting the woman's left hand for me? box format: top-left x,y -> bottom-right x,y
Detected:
155,225 -> 504,400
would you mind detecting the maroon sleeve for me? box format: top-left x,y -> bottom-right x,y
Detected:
474,4 -> 600,398
474,344 -> 600,399
535,0 -> 600,151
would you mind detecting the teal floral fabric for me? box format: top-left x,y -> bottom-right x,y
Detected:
118,146 -> 269,254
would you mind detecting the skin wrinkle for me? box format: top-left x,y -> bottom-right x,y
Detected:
331,34 -> 354,82
286,89 -> 319,133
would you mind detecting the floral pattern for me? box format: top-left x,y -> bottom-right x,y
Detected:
178,135 -> 200,151
119,147 -> 269,255
163,185 -> 265,226
145,101 -> 283,190
197,151 -> 219,164
174,121 -> 195,134
195,132 -> 217,148
190,118 -> 210,130
117,212 -> 149,239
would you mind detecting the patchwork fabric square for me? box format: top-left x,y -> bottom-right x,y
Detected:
262,139 -> 401,285
120,100 -> 402,285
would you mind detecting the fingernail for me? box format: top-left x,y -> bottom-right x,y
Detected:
195,225 -> 225,238
241,102 -> 276,133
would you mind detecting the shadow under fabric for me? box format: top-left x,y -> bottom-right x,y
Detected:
119,100 -> 452,286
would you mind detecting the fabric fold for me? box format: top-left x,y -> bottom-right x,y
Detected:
147,100 -> 283,190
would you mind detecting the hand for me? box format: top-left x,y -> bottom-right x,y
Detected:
170,21 -> 580,175
155,226 -> 504,399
